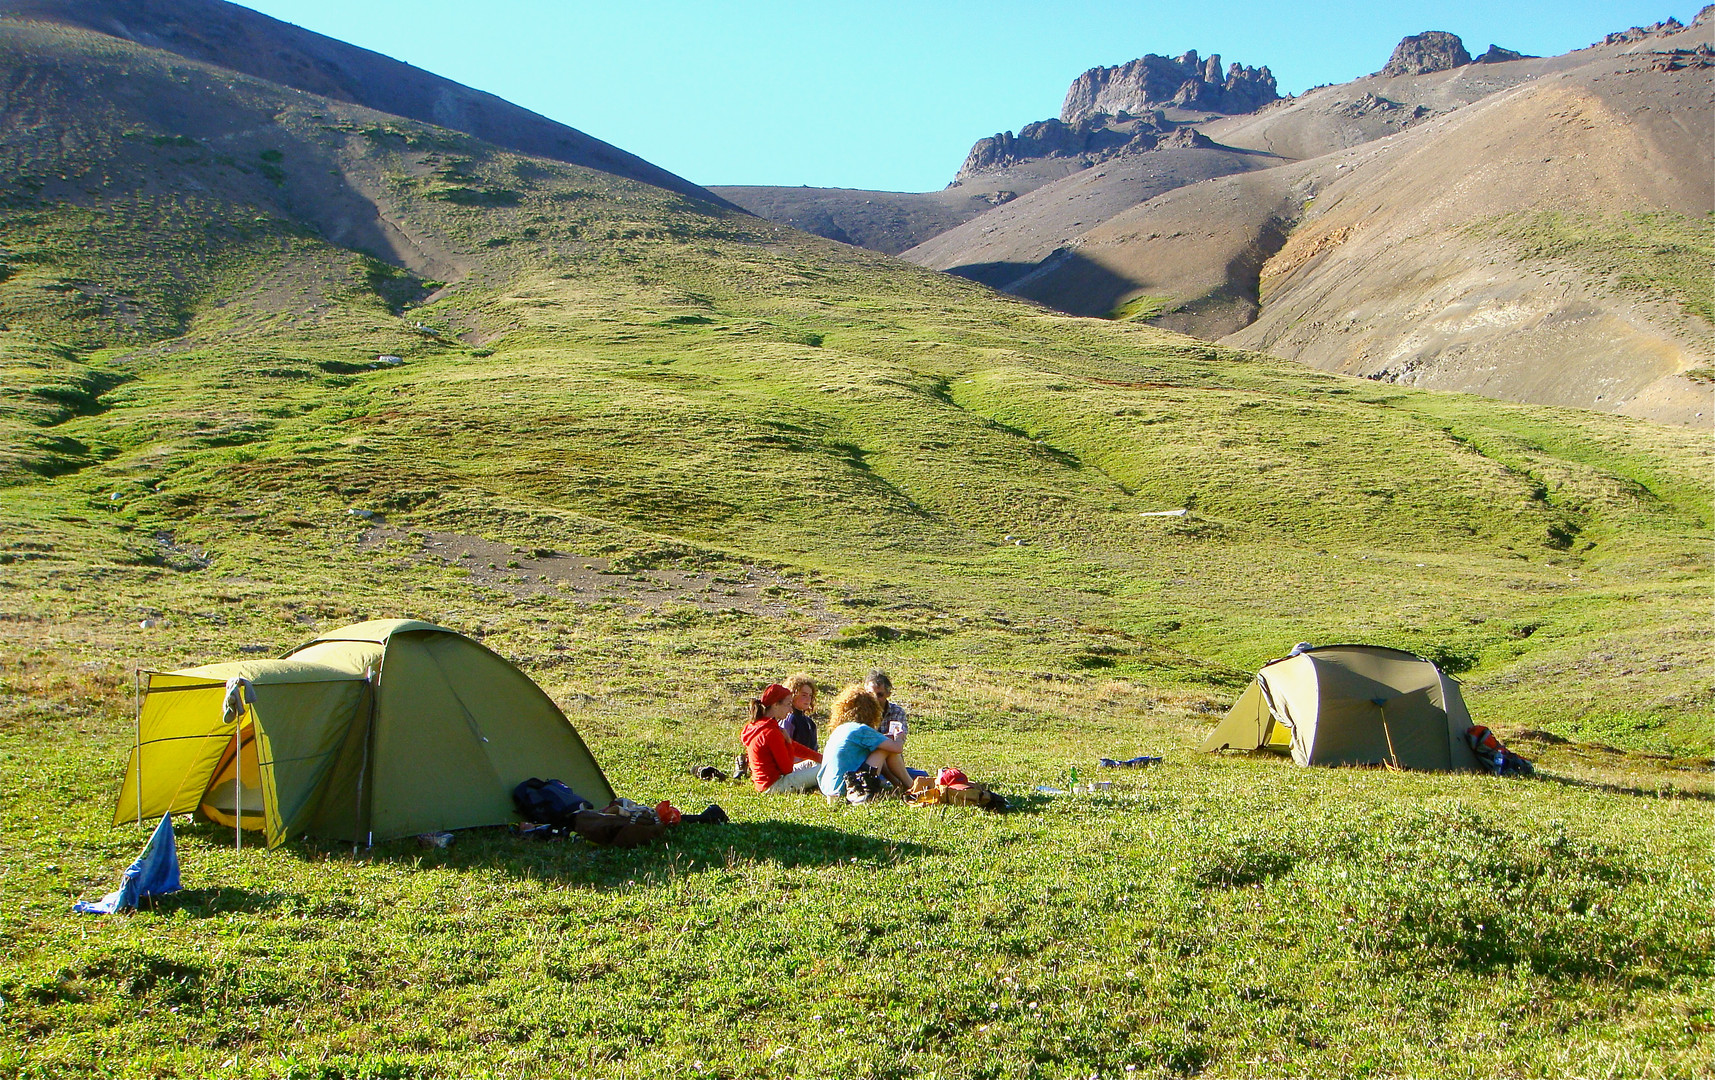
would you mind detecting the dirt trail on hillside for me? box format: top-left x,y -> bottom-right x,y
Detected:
353,523 -> 840,629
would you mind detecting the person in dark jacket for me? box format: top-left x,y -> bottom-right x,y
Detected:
780,673 -> 819,752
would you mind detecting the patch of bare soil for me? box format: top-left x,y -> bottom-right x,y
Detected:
354,523 -> 840,628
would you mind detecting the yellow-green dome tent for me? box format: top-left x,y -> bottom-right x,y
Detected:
1200,644 -> 1483,771
113,620 -> 614,848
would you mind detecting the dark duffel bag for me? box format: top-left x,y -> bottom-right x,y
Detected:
512,778 -> 593,825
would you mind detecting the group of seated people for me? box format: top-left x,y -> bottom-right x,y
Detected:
739,670 -> 912,802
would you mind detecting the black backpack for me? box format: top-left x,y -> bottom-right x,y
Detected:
512,778 -> 594,825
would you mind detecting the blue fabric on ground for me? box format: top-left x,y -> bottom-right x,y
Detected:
74,813 -> 180,914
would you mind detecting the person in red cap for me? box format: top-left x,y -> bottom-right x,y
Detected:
741,684 -> 823,793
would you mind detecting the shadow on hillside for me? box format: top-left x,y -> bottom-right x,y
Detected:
1530,770 -> 1715,802
944,260 -> 1043,291
947,249 -> 1147,318
283,820 -> 936,887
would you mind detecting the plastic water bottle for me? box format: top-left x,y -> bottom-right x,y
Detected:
1069,766 -> 1079,788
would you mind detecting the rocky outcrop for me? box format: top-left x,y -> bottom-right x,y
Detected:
1335,93 -> 1430,123
1593,5 -> 1714,44
1061,51 -> 1278,125
1381,32 -> 1472,76
1379,32 -> 1535,76
1648,43 -> 1715,71
1475,45 -> 1533,63
960,114 -> 1168,175
1157,126 -> 1215,149
1599,16 -> 1686,45
957,49 -> 1273,181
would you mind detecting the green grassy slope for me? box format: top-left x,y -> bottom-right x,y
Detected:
0,18 -> 1710,1079
1467,210 -> 1715,325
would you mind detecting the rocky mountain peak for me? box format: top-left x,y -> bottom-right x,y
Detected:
1380,31 -> 1539,77
958,114 -> 1164,178
1061,51 -> 1278,126
1381,31 -> 1473,76
954,46 -> 1275,182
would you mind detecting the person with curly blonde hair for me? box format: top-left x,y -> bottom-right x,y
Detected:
818,684 -> 912,802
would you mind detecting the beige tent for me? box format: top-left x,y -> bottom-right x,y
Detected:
114,619 -> 614,847
1201,645 -> 1482,770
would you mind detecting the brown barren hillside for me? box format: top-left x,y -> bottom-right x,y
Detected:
710,158 -> 1100,256
931,20 -> 1713,424
1198,49 -> 1594,161
1224,42 -> 1714,424
995,166 -> 1304,334
718,47 -> 1283,257
706,183 -> 1021,256
900,145 -> 1282,290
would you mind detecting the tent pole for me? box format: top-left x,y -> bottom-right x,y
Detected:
353,722 -> 368,855
354,666 -> 374,855
1379,704 -> 1400,768
233,716 -> 242,853
133,668 -> 143,826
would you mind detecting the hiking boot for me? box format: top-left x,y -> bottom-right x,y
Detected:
864,766 -> 886,799
843,771 -> 872,805
733,754 -> 749,781
690,764 -> 728,782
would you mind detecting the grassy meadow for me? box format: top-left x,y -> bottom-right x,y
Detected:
1,22 -> 1712,1078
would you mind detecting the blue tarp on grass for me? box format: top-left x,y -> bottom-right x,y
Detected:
74,813 -> 180,914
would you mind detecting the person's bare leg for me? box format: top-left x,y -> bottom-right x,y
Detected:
866,749 -> 913,794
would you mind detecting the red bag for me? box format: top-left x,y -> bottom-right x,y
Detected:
1466,726 -> 1503,753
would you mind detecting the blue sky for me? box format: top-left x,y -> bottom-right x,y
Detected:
242,1 -> 1699,192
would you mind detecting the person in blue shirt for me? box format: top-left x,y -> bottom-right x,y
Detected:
817,685 -> 912,802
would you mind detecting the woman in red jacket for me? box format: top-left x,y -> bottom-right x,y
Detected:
741,683 -> 823,793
